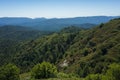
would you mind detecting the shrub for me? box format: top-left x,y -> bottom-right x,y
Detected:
85,74 -> 102,80
102,63 -> 120,80
57,72 -> 69,78
0,63 -> 20,80
31,62 -> 57,79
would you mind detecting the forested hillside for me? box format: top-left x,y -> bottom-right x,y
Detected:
0,18 -> 120,80
60,18 -> 120,77
0,25 -> 51,67
0,25 -> 51,41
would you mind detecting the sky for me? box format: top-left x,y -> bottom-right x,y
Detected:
0,0 -> 120,18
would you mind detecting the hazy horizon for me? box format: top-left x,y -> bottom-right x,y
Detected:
0,0 -> 120,18
0,15 -> 120,19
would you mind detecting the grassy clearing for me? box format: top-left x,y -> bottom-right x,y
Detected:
20,72 -> 83,80
30,78 -> 83,80
20,72 -> 31,80
46,78 -> 83,80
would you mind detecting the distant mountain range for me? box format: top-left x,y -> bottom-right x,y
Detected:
0,16 -> 119,31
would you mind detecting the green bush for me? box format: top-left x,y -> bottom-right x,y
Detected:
0,63 -> 20,80
57,72 -> 69,78
85,74 -> 102,80
102,63 -> 120,80
31,62 -> 57,79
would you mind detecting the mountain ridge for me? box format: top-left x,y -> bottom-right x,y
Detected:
0,16 -> 119,31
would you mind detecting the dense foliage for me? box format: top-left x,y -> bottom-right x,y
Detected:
85,63 -> 120,80
0,25 -> 51,41
61,18 -> 120,77
0,64 -> 20,80
12,31 -> 77,72
102,63 -> 120,80
0,39 -> 18,66
85,74 -> 102,80
31,62 -> 57,79
0,25 -> 51,66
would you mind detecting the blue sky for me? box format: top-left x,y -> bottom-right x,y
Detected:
0,0 -> 120,18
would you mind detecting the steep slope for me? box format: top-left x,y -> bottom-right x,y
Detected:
59,18 -> 120,77
12,32 -> 77,72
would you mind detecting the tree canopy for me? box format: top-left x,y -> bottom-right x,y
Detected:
31,62 -> 57,79
0,63 -> 20,80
